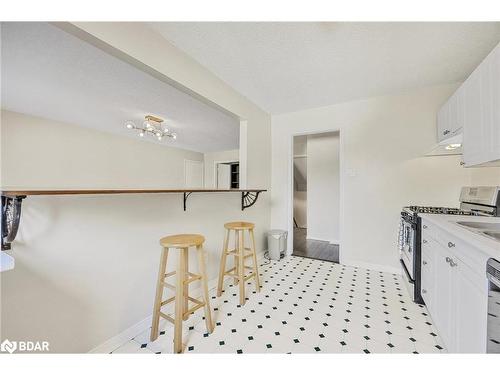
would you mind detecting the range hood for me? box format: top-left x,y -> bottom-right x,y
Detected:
424,133 -> 463,157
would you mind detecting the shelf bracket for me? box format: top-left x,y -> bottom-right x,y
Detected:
183,192 -> 192,211
2,195 -> 26,250
241,191 -> 261,211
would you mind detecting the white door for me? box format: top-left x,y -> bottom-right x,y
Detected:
217,163 -> 231,189
184,160 -> 204,188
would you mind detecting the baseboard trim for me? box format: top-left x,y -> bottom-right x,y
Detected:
88,251 -> 265,353
89,316 -> 153,354
341,259 -> 402,275
305,236 -> 329,242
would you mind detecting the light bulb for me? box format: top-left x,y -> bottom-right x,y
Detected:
139,131 -> 145,137
144,121 -> 151,129
171,133 -> 177,140
126,122 -> 134,129
157,136 -> 162,141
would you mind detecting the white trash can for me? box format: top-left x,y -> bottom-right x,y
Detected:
267,230 -> 288,260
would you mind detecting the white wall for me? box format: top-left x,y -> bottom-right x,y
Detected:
271,83 -> 500,274
306,132 -> 340,243
1,22 -> 271,353
293,136 -> 307,228
0,111 -> 204,189
203,149 -> 239,188
293,191 -> 307,228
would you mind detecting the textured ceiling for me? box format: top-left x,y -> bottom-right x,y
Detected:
1,22 -> 239,153
149,22 -> 500,114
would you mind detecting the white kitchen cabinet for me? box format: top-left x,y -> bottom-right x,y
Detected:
454,257 -> 488,353
427,240 -> 455,348
462,42 -> 500,166
421,219 -> 488,353
437,90 -> 464,143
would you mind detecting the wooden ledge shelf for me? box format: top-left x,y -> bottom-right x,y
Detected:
1,188 -> 266,250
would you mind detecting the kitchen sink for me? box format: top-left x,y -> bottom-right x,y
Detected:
483,231 -> 500,241
455,221 -> 500,243
456,221 -> 500,231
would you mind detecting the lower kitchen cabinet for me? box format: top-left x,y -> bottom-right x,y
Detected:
421,219 -> 488,353
454,257 -> 488,353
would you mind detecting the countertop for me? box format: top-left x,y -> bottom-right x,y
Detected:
419,213 -> 500,259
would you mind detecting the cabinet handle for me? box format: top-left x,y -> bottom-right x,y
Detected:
443,130 -> 450,135
423,225 -> 427,229
423,261 -> 427,265
422,239 -> 427,244
449,259 -> 457,267
447,241 -> 455,248
422,289 -> 427,294
460,161 -> 465,166
445,257 -> 451,263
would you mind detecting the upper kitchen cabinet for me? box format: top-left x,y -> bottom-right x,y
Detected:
462,42 -> 500,167
437,89 -> 464,144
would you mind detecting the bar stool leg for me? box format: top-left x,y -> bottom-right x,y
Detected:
249,229 -> 261,292
217,229 -> 230,297
183,248 -> 189,321
174,248 -> 186,353
234,229 -> 239,286
150,247 -> 169,342
237,230 -> 245,305
197,245 -> 214,333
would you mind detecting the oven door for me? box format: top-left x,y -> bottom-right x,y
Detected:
399,217 -> 415,279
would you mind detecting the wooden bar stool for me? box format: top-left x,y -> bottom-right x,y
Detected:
217,222 -> 261,305
150,234 -> 214,353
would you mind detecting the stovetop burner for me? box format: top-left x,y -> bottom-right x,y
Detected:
404,206 -> 477,216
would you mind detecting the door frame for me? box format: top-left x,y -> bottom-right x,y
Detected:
288,130 -> 344,262
213,159 -> 239,189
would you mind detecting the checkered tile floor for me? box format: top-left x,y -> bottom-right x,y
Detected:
111,256 -> 446,354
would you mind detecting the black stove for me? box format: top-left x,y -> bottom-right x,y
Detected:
399,205 -> 477,304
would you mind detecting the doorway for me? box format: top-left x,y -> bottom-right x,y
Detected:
216,161 -> 239,189
292,132 -> 340,263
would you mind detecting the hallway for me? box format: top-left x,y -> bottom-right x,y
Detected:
292,228 -> 339,263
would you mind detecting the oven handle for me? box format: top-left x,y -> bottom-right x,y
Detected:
400,258 -> 414,282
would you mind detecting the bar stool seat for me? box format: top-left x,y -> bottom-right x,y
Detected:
217,221 -> 261,305
160,234 -> 205,248
151,233 -> 213,353
224,222 -> 255,230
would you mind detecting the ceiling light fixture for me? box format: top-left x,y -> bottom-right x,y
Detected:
125,115 -> 177,141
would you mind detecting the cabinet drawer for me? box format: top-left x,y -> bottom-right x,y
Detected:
434,231 -> 486,278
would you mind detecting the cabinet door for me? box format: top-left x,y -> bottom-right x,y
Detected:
490,45 -> 500,163
437,100 -> 450,142
463,42 -> 500,166
431,245 -> 455,350
463,67 -> 483,166
447,92 -> 462,137
453,258 -> 488,353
